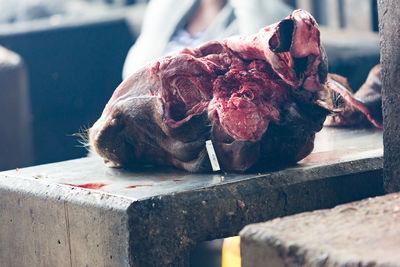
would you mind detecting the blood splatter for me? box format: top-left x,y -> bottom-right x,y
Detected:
237,200 -> 245,208
126,185 -> 153,189
62,183 -> 107,190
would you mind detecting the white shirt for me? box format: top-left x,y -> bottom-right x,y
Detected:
122,0 -> 293,79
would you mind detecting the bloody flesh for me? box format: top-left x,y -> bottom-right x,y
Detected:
126,185 -> 153,189
89,10 -> 377,173
62,183 -> 107,190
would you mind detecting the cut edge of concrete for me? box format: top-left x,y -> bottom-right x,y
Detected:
0,174 -> 134,267
240,192 -> 400,267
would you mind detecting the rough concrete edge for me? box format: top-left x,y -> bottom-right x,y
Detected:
0,156 -> 383,202
0,173 -> 135,210
379,0 -> 400,193
240,224 -> 328,267
126,167 -> 383,266
239,194 -> 399,267
158,156 -> 384,198
0,174 -> 135,266
253,157 -> 383,187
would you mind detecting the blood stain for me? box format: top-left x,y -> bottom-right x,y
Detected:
62,183 -> 107,190
126,185 -> 153,189
173,179 -> 183,182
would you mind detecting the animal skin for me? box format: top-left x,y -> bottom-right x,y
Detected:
89,10 -> 381,172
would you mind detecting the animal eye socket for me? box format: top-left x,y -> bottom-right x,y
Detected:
269,19 -> 294,53
243,92 -> 252,98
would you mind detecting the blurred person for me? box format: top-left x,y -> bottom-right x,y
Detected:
122,0 -> 293,79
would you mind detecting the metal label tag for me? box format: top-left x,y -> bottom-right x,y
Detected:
205,140 -> 221,172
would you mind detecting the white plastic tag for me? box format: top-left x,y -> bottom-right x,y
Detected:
205,140 -> 221,171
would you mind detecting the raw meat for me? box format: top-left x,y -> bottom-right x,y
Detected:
89,10 -> 376,172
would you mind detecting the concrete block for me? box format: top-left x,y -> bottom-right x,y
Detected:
241,191 -> 400,266
0,127 -> 384,266
0,177 -> 130,266
378,1 -> 400,192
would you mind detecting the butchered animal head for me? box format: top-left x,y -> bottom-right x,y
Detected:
90,9 -> 332,172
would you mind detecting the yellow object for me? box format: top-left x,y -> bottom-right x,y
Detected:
222,236 -> 241,267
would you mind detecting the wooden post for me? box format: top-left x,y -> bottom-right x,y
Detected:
378,1 -> 400,192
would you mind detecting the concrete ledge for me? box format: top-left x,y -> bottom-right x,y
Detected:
0,176 -> 131,266
0,128 -> 384,266
240,192 -> 400,267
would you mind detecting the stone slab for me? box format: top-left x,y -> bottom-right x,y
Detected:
0,127 -> 384,266
240,192 -> 400,267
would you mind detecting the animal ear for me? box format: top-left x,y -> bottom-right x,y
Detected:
315,74 -> 351,113
268,19 -> 294,53
319,74 -> 382,129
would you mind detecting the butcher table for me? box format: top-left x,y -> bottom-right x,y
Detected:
0,127 -> 383,266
